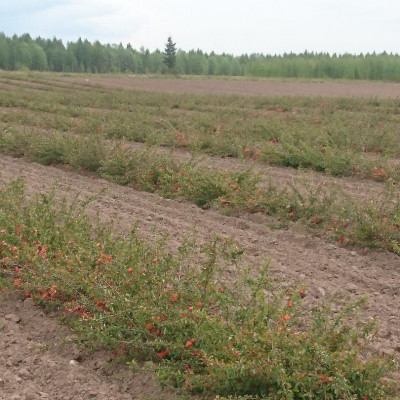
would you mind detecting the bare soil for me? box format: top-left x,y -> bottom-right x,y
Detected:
0,291 -> 182,400
63,76 -> 400,98
1,75 -> 400,398
1,154 -> 400,399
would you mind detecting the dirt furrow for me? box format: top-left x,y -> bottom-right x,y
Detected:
1,155 -> 399,359
0,291 -> 180,400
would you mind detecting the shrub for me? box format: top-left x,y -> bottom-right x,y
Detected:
0,180 -> 398,398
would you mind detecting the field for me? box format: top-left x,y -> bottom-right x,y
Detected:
0,72 -> 399,399
62,76 -> 400,97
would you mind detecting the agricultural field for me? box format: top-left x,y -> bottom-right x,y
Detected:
0,72 -> 399,399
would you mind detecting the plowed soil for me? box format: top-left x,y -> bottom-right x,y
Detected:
0,291 -> 179,400
65,76 -> 400,98
1,76 -> 400,399
1,153 -> 400,399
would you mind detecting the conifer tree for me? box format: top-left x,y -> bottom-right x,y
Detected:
163,36 -> 176,72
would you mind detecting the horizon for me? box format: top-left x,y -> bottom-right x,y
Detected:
1,0 -> 400,56
3,32 -> 400,58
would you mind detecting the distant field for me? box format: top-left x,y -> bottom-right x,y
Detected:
65,75 -> 400,98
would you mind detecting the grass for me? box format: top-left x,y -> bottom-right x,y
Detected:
0,179 -> 399,398
0,72 -> 400,182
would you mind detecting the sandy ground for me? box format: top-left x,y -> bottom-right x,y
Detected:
63,76 -> 400,98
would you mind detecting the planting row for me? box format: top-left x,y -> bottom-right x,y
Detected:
0,73 -> 399,181
0,128 -> 399,255
0,180 -> 398,398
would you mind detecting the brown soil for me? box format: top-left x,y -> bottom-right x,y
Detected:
1,154 -> 400,399
62,76 -> 400,98
1,75 -> 400,398
0,291 -> 182,400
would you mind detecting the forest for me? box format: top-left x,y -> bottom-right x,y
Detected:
1,32 -> 400,81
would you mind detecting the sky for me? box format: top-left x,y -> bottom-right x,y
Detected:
1,0 -> 400,55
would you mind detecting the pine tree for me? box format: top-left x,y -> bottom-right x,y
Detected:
163,36 -> 176,72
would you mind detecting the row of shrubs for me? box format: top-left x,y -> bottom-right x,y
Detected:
0,179 -> 398,398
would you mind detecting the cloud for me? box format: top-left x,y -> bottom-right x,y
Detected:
0,0 -> 400,54
0,1 -> 65,16
0,0 -> 150,44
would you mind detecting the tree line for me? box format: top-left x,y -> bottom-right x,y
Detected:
1,33 -> 400,81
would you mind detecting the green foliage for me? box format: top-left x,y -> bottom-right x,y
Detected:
1,74 -> 399,183
1,73 -> 400,255
1,125 -> 400,255
163,36 -> 177,72
0,180 -> 398,398
2,33 -> 400,80
1,73 -> 400,396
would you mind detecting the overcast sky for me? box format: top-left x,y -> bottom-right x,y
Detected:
1,0 -> 400,55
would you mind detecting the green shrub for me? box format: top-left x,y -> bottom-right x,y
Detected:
0,180 -> 398,398
1,127 -> 400,254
